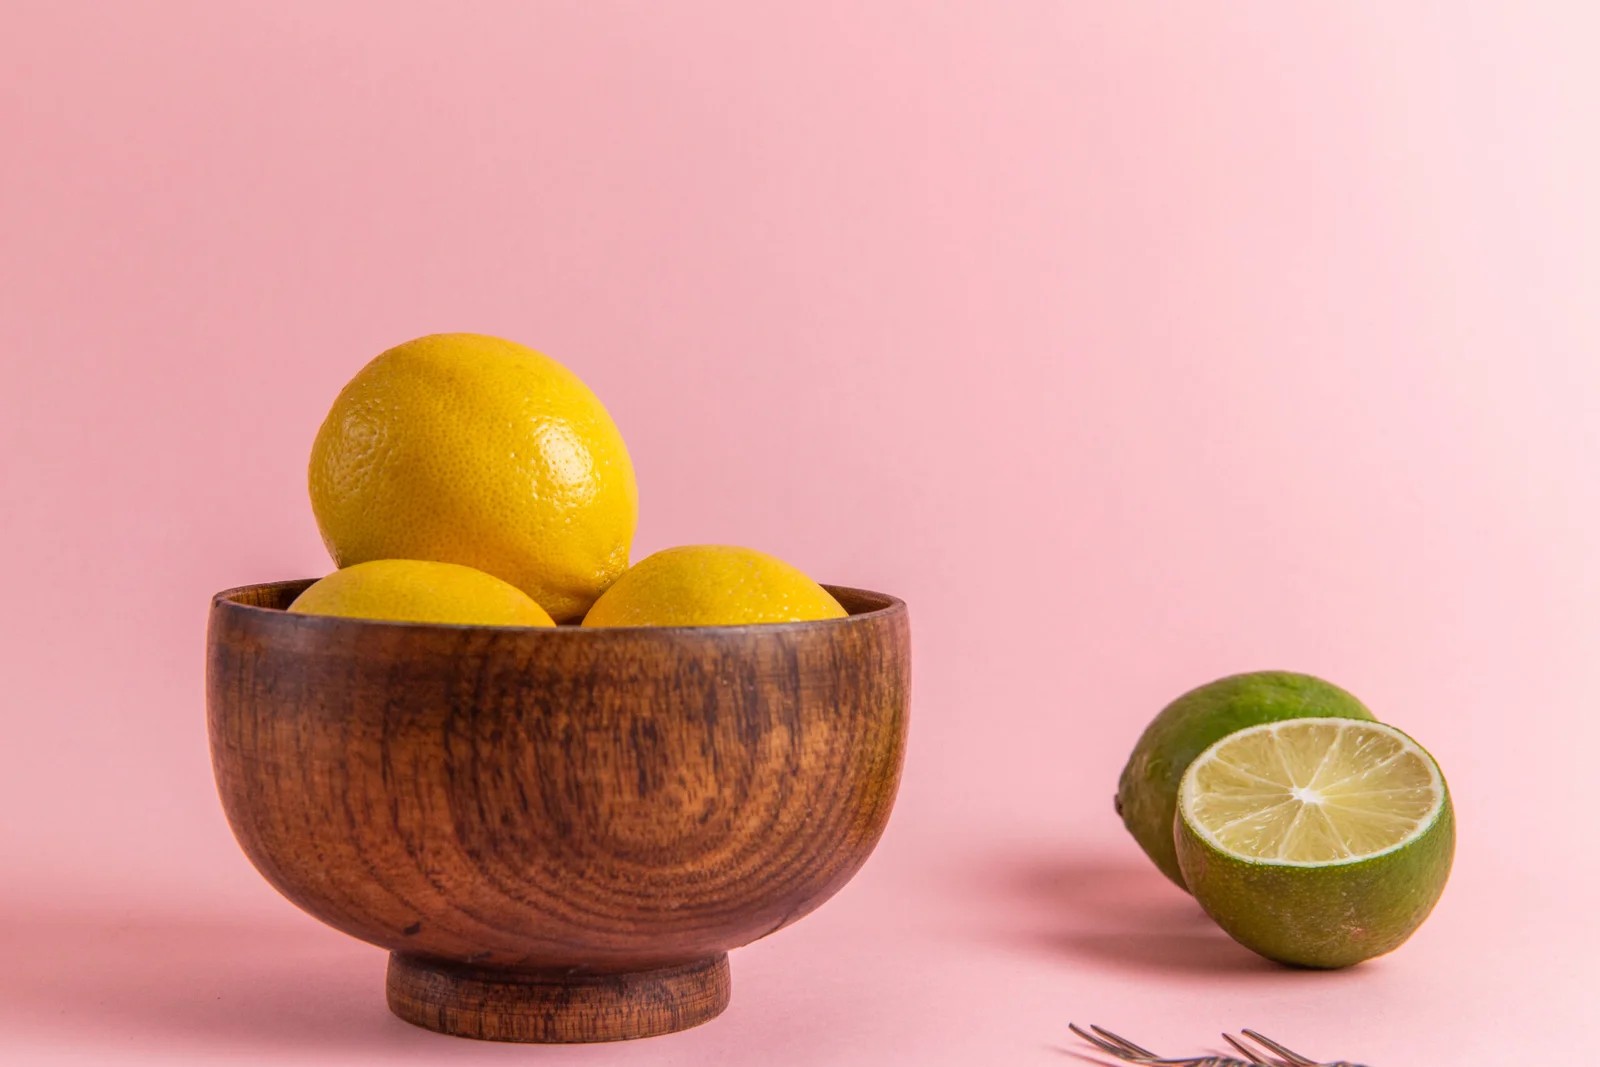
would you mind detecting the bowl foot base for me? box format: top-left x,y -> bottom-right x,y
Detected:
385,952 -> 731,1042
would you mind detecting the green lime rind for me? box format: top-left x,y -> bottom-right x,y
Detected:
1117,671 -> 1374,889
1174,725 -> 1456,969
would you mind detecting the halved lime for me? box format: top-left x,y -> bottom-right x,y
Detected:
1174,717 -> 1454,968
1118,671 -> 1374,889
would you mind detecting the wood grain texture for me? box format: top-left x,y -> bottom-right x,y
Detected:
386,952 -> 731,1042
206,579 -> 909,1043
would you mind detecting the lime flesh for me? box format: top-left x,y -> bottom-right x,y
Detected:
1175,717 -> 1454,968
1117,672 -> 1374,888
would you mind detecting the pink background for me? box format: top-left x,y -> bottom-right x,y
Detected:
3,3 -> 1596,1062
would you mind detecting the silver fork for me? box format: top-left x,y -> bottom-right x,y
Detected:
1223,1029 -> 1370,1067
1068,1023 -> 1261,1066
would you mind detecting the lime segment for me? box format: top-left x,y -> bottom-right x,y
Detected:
1184,719 -> 1442,864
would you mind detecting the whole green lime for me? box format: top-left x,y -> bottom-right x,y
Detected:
1116,671 -> 1374,889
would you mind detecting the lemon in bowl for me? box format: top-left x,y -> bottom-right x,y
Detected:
287,559 -> 555,627
583,545 -> 846,628
309,333 -> 637,621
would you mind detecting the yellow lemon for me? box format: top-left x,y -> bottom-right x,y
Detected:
309,333 -> 638,620
287,559 -> 556,627
582,545 -> 847,627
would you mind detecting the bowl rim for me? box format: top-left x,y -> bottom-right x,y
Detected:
211,578 -> 907,636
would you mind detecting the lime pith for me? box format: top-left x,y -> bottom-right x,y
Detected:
1175,717 -> 1454,968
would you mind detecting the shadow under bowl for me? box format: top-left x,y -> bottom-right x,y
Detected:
206,580 -> 909,1043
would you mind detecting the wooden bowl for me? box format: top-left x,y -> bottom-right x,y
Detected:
206,579 -> 909,1043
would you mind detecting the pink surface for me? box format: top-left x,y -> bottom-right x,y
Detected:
2,2 -> 1596,1062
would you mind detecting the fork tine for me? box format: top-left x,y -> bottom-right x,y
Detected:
1090,1025 -> 1159,1058
1070,1022 -> 1149,1060
1222,1032 -> 1277,1064
1240,1030 -> 1317,1066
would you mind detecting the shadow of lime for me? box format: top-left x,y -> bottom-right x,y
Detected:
959,847 -> 1292,978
